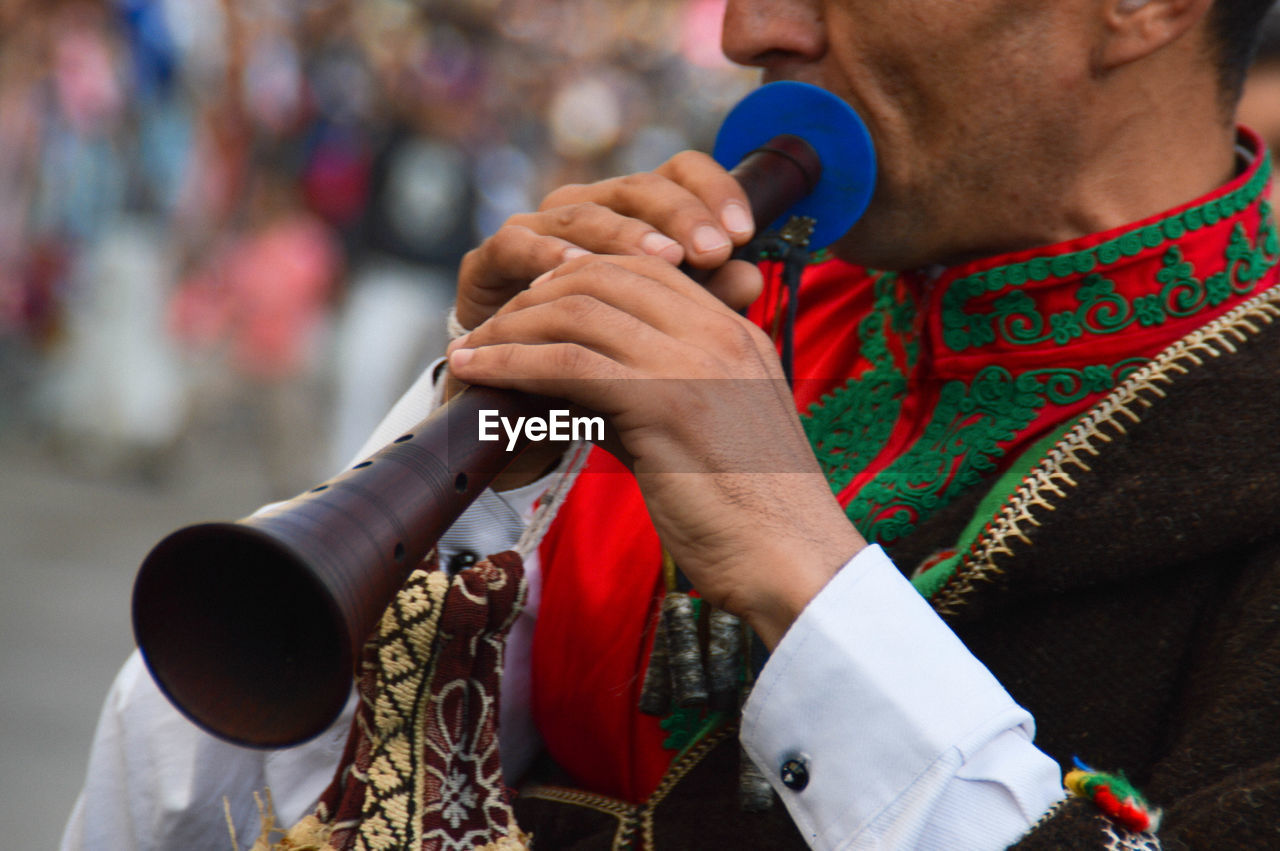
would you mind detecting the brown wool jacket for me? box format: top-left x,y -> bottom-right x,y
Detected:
515,286 -> 1280,849
897,284 -> 1280,849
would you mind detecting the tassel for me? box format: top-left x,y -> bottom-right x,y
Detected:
663,592 -> 709,708
736,683 -> 774,813
1064,757 -> 1162,834
738,745 -> 775,813
638,602 -> 673,716
706,608 -> 742,712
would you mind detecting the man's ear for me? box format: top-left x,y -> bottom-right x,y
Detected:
1098,0 -> 1216,70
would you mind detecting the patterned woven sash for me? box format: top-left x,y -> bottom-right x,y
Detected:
253,552 -> 530,850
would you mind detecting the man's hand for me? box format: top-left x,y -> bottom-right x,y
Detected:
454,150 -> 762,332
447,252 -> 866,649
450,150 -> 763,490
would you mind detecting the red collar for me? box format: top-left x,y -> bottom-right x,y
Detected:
771,129 -> 1276,539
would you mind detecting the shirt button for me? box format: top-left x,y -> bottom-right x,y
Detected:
446,550 -> 480,575
780,758 -> 809,791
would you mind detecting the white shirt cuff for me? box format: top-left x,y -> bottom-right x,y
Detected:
741,544 -> 1065,849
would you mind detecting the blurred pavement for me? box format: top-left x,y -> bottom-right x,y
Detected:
0,429 -> 275,849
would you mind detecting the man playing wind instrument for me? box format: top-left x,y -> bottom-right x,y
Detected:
66,0 -> 1280,848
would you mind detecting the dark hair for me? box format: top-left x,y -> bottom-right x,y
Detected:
1210,0 -> 1279,98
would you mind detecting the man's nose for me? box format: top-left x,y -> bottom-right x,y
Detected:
721,0 -> 826,70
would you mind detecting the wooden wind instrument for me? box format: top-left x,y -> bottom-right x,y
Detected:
131,134 -> 826,748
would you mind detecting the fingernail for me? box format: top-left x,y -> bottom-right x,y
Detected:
692,224 -> 731,255
446,333 -> 470,354
530,269 -> 555,287
563,246 -> 590,260
449,348 -> 474,368
721,201 -> 753,236
641,232 -> 679,256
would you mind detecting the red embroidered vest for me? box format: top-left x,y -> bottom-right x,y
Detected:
532,131 -> 1280,803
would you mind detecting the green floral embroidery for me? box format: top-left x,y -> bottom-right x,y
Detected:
1134,293 -> 1166,326
799,270 -> 1158,542
958,272 -> 1144,347
1157,246 -> 1204,317
941,154 -> 1274,352
838,359 -> 1146,543
889,286 -> 921,367
841,366 -> 1040,543
1026,359 -> 1147,404
802,274 -> 916,494
1049,311 -> 1084,344
990,291 -> 1035,345
1226,201 -> 1278,289
1077,276 -> 1131,334
1206,272 -> 1232,306
799,154 -> 1276,546
944,201 -> 1278,350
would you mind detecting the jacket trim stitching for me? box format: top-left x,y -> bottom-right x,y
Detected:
931,284 -> 1280,615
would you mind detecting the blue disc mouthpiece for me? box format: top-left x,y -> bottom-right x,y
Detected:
713,81 -> 877,250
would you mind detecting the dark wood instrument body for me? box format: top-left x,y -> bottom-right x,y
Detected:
132,386 -> 549,747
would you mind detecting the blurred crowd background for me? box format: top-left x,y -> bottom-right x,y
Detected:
0,0 -> 754,495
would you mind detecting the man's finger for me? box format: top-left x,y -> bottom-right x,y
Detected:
701,260 -> 764,312
455,293 -> 677,371
508,203 -> 685,266
655,149 -> 754,244
495,254 -> 741,339
456,225 -> 589,328
447,341 -> 632,416
544,168 -> 740,270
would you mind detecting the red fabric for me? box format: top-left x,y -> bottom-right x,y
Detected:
531,449 -> 671,801
532,134 -> 1274,804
